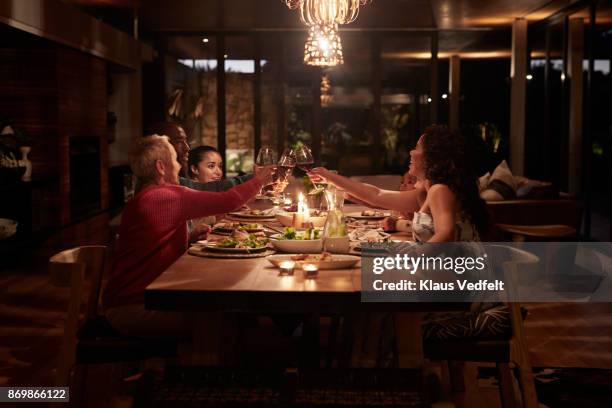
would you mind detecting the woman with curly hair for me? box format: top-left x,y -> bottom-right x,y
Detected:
310,124 -> 488,242
312,126 -> 498,367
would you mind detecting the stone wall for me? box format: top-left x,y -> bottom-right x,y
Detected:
199,72 -> 254,150
198,71 -> 279,150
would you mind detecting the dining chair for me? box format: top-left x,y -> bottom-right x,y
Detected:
50,245 -> 177,405
423,245 -> 540,408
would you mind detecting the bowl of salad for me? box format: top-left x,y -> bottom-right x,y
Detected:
269,227 -> 323,253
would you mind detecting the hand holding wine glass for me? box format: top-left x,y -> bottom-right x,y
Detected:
306,167 -> 330,183
254,165 -> 275,186
294,145 -> 326,194
255,147 -> 277,193
273,148 -> 295,194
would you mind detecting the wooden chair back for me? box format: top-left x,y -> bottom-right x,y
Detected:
489,244 -> 539,408
50,245 -> 107,386
50,245 -> 107,319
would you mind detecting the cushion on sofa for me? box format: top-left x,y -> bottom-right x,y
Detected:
478,172 -> 490,192
480,160 -> 517,201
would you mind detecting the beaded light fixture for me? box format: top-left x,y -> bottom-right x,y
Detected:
284,0 -> 372,26
303,23 -> 344,67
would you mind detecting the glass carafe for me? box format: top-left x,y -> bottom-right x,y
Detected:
323,187 -> 349,253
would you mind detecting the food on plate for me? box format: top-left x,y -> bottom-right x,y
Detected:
214,233 -> 267,249
278,227 -> 321,240
348,219 -> 382,229
233,209 -> 274,217
213,222 -> 263,232
348,228 -> 391,243
246,209 -> 272,216
361,210 -> 386,217
290,252 -> 333,262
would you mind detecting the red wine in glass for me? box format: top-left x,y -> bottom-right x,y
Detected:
298,162 -> 315,172
275,164 -> 295,183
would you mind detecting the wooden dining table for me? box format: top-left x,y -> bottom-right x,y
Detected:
145,204 -> 467,369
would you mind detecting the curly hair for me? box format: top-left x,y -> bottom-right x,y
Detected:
421,125 -> 489,236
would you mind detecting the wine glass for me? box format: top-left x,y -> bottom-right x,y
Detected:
256,147 -> 277,167
294,145 -> 326,195
268,148 -> 296,205
255,147 -> 277,197
275,148 -> 296,186
294,145 -> 314,173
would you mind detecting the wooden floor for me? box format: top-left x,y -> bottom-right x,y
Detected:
2,213 -> 612,407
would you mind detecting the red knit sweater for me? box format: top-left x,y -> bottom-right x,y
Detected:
103,178 -> 261,309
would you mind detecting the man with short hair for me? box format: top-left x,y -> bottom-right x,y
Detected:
103,135 -> 273,338
147,122 -> 253,191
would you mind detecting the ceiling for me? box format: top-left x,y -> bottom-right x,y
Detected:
64,0 -> 611,59
65,0 -> 598,31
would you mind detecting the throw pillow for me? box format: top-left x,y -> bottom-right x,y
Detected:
480,160 -> 517,201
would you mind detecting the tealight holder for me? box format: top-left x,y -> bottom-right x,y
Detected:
302,263 -> 319,279
279,260 -> 295,276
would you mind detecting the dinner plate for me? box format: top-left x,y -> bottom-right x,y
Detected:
267,254 -> 360,270
345,211 -> 390,220
347,220 -> 382,229
348,228 -> 390,243
227,211 -> 276,220
202,242 -> 268,253
189,247 -> 275,259
212,224 -> 264,234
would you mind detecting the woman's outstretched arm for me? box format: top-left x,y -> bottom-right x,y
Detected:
309,167 -> 422,214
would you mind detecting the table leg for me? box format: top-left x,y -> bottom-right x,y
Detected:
394,312 -> 424,369
191,312 -> 226,365
395,312 -> 457,408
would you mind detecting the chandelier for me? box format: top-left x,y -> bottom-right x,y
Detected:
304,24 -> 344,67
284,0 -> 372,26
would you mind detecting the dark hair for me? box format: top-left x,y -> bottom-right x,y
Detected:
421,125 -> 489,236
146,122 -> 184,144
188,146 -> 220,178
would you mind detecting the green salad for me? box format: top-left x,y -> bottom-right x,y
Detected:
279,227 -> 321,240
217,234 -> 267,249
237,223 -> 261,231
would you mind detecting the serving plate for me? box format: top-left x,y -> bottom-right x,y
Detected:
227,210 -> 276,220
201,241 -> 268,253
189,247 -> 274,259
345,211 -> 390,220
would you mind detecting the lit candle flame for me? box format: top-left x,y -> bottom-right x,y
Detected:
298,192 -> 304,214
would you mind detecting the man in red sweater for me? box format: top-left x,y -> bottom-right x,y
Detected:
103,135 -> 272,338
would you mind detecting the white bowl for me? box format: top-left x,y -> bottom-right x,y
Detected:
270,234 -> 323,253
275,211 -> 327,228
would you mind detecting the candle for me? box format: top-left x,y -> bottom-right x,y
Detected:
292,212 -> 305,229
292,192 -> 311,228
279,260 -> 295,276
297,192 -> 304,214
302,263 -> 319,279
